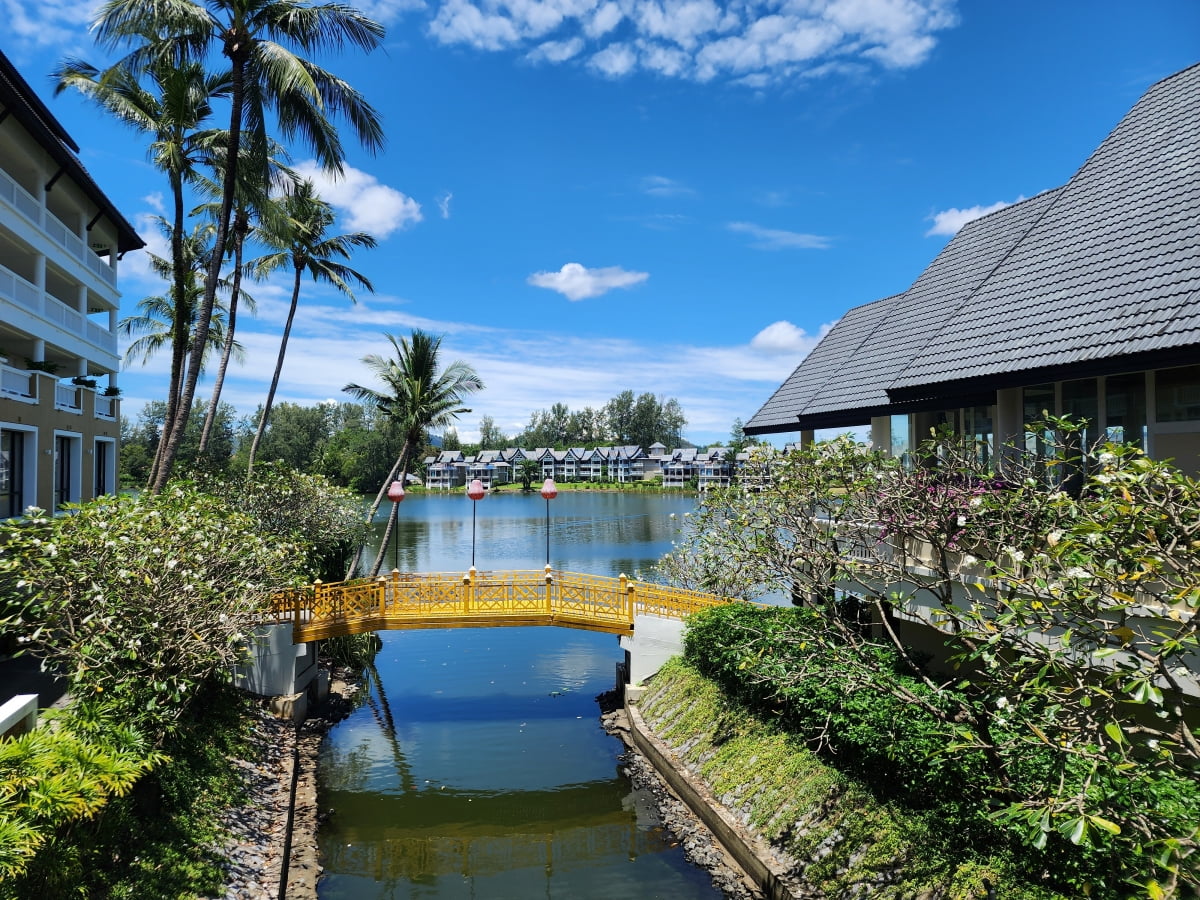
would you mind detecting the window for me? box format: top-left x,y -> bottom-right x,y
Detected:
1,428 -> 31,518
54,433 -> 81,508
95,438 -> 116,497
1022,384 -> 1057,460
1106,372 -> 1146,448
964,405 -> 994,468
1062,378 -> 1099,448
889,414 -> 911,466
1155,365 -> 1200,423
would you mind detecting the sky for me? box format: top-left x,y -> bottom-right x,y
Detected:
2,1 -> 1198,447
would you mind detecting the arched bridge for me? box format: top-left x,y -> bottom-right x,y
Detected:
270,568 -> 734,642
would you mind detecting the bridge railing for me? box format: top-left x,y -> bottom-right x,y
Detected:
270,569 -> 738,640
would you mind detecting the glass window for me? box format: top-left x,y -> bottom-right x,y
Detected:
889,414 -> 910,464
1155,365 -> 1200,423
1061,378 -> 1099,452
964,405 -> 994,468
1,429 -> 25,518
1106,372 -> 1146,448
1023,384 -> 1056,459
55,436 -> 73,508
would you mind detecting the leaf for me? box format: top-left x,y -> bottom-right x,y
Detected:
1089,816 -> 1121,835
1105,722 -> 1125,745
1146,880 -> 1165,900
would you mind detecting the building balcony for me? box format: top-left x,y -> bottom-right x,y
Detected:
0,261 -> 118,366
0,362 -> 118,422
0,166 -> 118,290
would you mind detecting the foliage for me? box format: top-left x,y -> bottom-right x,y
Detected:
477,414 -> 507,449
121,399 -> 238,485
0,484 -> 305,730
518,457 -> 540,490
659,423 -> 1200,896
322,631 -> 382,669
0,710 -> 162,886
1,687 -> 257,899
198,462 -> 367,581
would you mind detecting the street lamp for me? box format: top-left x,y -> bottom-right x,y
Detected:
387,479 -> 405,569
467,478 -> 485,568
540,477 -> 557,571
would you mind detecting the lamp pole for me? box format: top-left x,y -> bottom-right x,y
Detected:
540,477 -> 557,570
467,478 -> 485,568
387,479 -> 405,569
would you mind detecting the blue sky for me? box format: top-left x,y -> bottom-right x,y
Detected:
2,1 -> 1197,446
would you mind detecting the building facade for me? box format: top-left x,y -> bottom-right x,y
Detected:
0,50 -> 143,516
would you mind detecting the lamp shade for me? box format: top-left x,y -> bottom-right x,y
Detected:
467,479 -> 486,501
540,478 -> 558,500
387,480 -> 406,503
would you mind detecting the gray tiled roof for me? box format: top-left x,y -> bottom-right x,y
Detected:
746,188 -> 1055,432
891,63 -> 1200,395
746,62 -> 1200,433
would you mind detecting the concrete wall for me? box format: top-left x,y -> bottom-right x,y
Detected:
619,614 -> 686,686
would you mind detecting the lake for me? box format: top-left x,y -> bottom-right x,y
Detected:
316,490 -> 728,899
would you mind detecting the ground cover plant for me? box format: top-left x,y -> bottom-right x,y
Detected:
658,422 -> 1200,897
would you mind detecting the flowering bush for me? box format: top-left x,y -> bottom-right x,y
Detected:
0,483 -> 307,729
659,421 -> 1200,897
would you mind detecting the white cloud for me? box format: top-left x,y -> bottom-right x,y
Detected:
750,320 -> 819,354
294,161 -> 422,238
641,174 -> 694,197
423,0 -> 958,85
728,221 -> 831,250
143,192 -> 165,214
924,196 -> 1022,236
589,42 -> 638,77
527,262 -> 649,301
529,36 -> 585,61
437,191 -> 454,218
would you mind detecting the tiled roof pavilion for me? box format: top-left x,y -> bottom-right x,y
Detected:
747,62 -> 1200,435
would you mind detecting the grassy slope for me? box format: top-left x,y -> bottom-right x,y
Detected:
639,658 -> 1067,900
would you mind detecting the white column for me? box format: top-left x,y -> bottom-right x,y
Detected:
799,429 -> 815,448
77,284 -> 87,315
108,308 -> 117,331
33,254 -> 46,292
31,338 -> 44,364
870,416 -> 891,454
995,387 -> 1024,474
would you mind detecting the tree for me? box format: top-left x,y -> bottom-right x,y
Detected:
342,331 -> 483,577
518,458 -> 540,490
478,415 -> 506,449
93,0 -> 386,491
245,179 -> 376,473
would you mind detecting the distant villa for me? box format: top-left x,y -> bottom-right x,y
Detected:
421,443 -> 779,491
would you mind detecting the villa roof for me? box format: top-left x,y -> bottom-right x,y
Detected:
0,49 -> 144,254
746,62 -> 1200,434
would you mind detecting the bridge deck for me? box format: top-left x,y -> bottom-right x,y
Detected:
271,569 -> 734,642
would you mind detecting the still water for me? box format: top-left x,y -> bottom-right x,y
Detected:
316,491 -> 727,899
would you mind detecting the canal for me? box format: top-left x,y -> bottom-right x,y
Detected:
316,490 -> 728,899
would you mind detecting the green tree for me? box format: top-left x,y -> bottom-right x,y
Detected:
518,457 -> 540,490
93,0 -> 386,491
343,331 -> 483,577
478,415 -> 506,449
245,179 -> 376,473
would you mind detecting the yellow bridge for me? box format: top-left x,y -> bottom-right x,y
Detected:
271,567 -> 735,642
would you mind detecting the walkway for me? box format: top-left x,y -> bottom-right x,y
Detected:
271,569 -> 734,642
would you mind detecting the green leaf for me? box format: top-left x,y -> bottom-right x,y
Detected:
1104,722 -> 1124,745
1089,815 -> 1121,835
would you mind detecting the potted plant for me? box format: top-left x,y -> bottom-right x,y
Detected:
71,375 -> 98,389
102,386 -> 122,397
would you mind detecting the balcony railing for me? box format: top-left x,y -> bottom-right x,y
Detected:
95,395 -> 116,419
55,383 -> 82,412
0,167 -> 118,289
0,363 -> 35,401
0,262 -> 118,355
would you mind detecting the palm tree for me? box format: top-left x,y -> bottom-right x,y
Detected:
193,143 -> 293,455
55,55 -> 228,475
343,331 -> 484,578
91,0 -> 386,491
245,179 -> 376,474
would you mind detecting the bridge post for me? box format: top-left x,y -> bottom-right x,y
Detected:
544,564 -> 553,614
619,574 -> 630,623
462,567 -> 473,612
377,575 -> 387,618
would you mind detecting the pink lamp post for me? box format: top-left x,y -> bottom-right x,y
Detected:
540,477 -> 558,570
467,478 -> 485,567
387,479 -> 405,568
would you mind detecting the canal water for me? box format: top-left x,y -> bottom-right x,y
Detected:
316,491 -> 727,899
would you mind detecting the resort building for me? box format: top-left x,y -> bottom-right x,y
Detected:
0,49 -> 143,517
745,63 -> 1200,477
